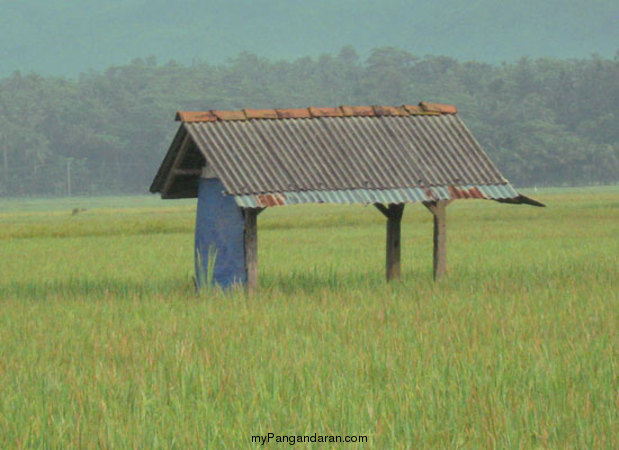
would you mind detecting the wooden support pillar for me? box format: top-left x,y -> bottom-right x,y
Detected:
374,203 -> 405,281
424,201 -> 450,281
243,208 -> 262,293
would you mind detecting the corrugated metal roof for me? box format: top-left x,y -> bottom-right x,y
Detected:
184,115 -> 508,193
151,102 -> 543,207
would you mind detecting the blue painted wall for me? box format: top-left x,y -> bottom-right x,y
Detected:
195,178 -> 246,289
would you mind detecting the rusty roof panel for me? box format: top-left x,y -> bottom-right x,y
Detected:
232,184 -> 523,208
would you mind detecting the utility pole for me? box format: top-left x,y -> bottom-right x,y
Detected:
67,157 -> 73,197
2,134 -> 7,185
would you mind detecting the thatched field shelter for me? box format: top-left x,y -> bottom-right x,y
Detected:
150,102 -> 543,291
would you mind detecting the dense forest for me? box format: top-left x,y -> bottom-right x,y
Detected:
0,47 -> 618,197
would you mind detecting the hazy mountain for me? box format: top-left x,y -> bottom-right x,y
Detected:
2,0 -> 618,77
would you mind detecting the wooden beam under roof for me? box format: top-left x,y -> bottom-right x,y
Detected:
161,133 -> 191,198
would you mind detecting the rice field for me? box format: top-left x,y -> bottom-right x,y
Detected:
0,187 -> 617,448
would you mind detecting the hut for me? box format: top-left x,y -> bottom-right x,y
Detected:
150,102 -> 543,291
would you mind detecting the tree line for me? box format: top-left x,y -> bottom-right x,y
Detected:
0,47 -> 617,197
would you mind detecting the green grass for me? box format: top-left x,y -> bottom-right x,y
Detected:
0,188 -> 617,448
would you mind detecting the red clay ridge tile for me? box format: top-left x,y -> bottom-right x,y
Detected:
373,105 -> 409,116
244,109 -> 278,119
341,105 -> 375,117
402,104 -> 425,115
340,106 -> 354,116
419,102 -> 458,115
212,110 -> 247,121
308,107 -> 344,118
176,111 -> 217,122
276,108 -> 312,119
177,103 -> 458,122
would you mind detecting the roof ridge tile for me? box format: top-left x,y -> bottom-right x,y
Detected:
419,102 -> 458,115
244,108 -> 279,119
276,108 -> 312,119
340,105 -> 375,117
372,105 -> 409,116
212,110 -> 247,121
176,111 -> 217,122
308,106 -> 344,118
176,102 -> 458,122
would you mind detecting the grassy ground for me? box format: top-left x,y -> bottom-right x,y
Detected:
0,188 -> 617,448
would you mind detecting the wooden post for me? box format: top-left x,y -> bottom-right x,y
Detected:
243,208 -> 261,293
374,203 -> 405,281
424,201 -> 449,281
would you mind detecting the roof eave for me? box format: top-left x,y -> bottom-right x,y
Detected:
495,195 -> 545,207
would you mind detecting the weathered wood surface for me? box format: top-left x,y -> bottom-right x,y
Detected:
375,203 -> 405,281
162,133 -> 191,196
424,201 -> 450,281
373,203 -> 389,217
243,208 -> 264,293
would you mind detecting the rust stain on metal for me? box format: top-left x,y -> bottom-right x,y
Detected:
255,193 -> 286,207
468,186 -> 484,198
423,186 -> 436,201
447,186 -> 485,199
